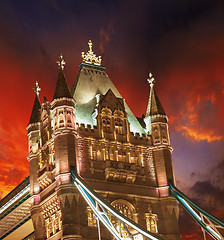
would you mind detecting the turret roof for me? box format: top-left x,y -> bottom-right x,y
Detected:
29,93 -> 41,124
53,55 -> 72,100
146,74 -> 166,117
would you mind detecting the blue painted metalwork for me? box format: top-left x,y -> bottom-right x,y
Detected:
169,181 -> 224,240
71,168 -> 165,240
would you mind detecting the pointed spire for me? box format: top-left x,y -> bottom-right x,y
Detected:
29,81 -> 41,124
53,55 -> 72,100
146,73 -> 166,117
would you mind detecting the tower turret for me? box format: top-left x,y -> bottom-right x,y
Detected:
144,73 -> 167,135
51,55 -> 76,176
27,81 -> 41,200
27,82 -> 46,240
144,73 -> 174,186
24,47 -> 179,240
51,55 -> 81,239
144,73 -> 178,238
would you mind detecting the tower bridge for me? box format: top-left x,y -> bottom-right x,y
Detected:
0,41 -> 223,240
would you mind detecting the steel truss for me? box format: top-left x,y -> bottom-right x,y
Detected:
169,182 -> 224,240
71,169 -> 164,240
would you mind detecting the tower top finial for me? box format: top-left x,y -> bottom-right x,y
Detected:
88,40 -> 93,52
147,72 -> 155,88
81,40 -> 102,66
33,81 -> 41,96
57,54 -> 65,70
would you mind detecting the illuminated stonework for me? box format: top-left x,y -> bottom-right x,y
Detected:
147,72 -> 155,88
42,195 -> 62,238
86,206 -> 97,227
0,47 -> 179,239
81,40 -> 102,66
111,199 -> 137,238
145,205 -> 158,233
56,54 -> 65,70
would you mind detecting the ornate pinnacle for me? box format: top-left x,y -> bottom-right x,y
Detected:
88,40 -> 93,52
81,40 -> 102,66
57,54 -> 66,70
147,72 -> 155,88
33,81 -> 41,96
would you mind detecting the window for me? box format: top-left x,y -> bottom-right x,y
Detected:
67,114 -> 72,127
59,115 -> 64,128
87,206 -> 97,227
46,218 -> 50,238
102,116 -> 111,132
145,206 -> 158,233
115,118 -> 123,134
111,200 -> 136,237
118,149 -> 126,162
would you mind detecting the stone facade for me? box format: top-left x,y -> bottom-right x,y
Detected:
25,45 -> 180,240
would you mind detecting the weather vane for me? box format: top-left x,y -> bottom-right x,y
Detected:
147,72 -> 155,87
57,54 -> 66,70
33,81 -> 41,96
81,40 -> 102,66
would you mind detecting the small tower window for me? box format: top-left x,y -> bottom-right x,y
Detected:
118,149 -> 126,162
67,114 -> 72,127
46,218 -> 50,238
115,118 -> 123,134
102,116 -> 111,132
59,115 -> 64,128
145,205 -> 158,233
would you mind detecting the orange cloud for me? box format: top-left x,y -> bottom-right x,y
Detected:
175,91 -> 224,142
177,125 -> 223,142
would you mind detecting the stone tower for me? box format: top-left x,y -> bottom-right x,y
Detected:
27,41 -> 179,240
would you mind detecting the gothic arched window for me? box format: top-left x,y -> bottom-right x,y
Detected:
115,118 -> 123,134
111,199 -> 137,237
114,110 -> 124,135
145,205 -> 158,233
101,108 -> 112,133
118,149 -> 126,162
66,114 -> 72,127
102,116 -> 111,132
59,114 -> 65,128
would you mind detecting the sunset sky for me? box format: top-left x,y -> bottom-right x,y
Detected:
0,1 -> 223,239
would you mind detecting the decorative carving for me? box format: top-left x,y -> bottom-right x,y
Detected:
105,160 -> 137,183
56,54 -> 65,70
81,40 -> 102,66
145,205 -> 158,233
147,72 -> 155,88
86,206 -> 97,227
33,81 -> 41,96
42,195 -> 62,238
53,107 -> 75,130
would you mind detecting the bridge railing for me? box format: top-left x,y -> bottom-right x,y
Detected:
169,181 -> 224,240
71,168 -> 165,240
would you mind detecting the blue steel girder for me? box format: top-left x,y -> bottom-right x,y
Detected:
71,169 -> 165,240
169,181 -> 224,240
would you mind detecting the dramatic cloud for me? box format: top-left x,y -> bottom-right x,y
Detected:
0,2 -> 223,239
